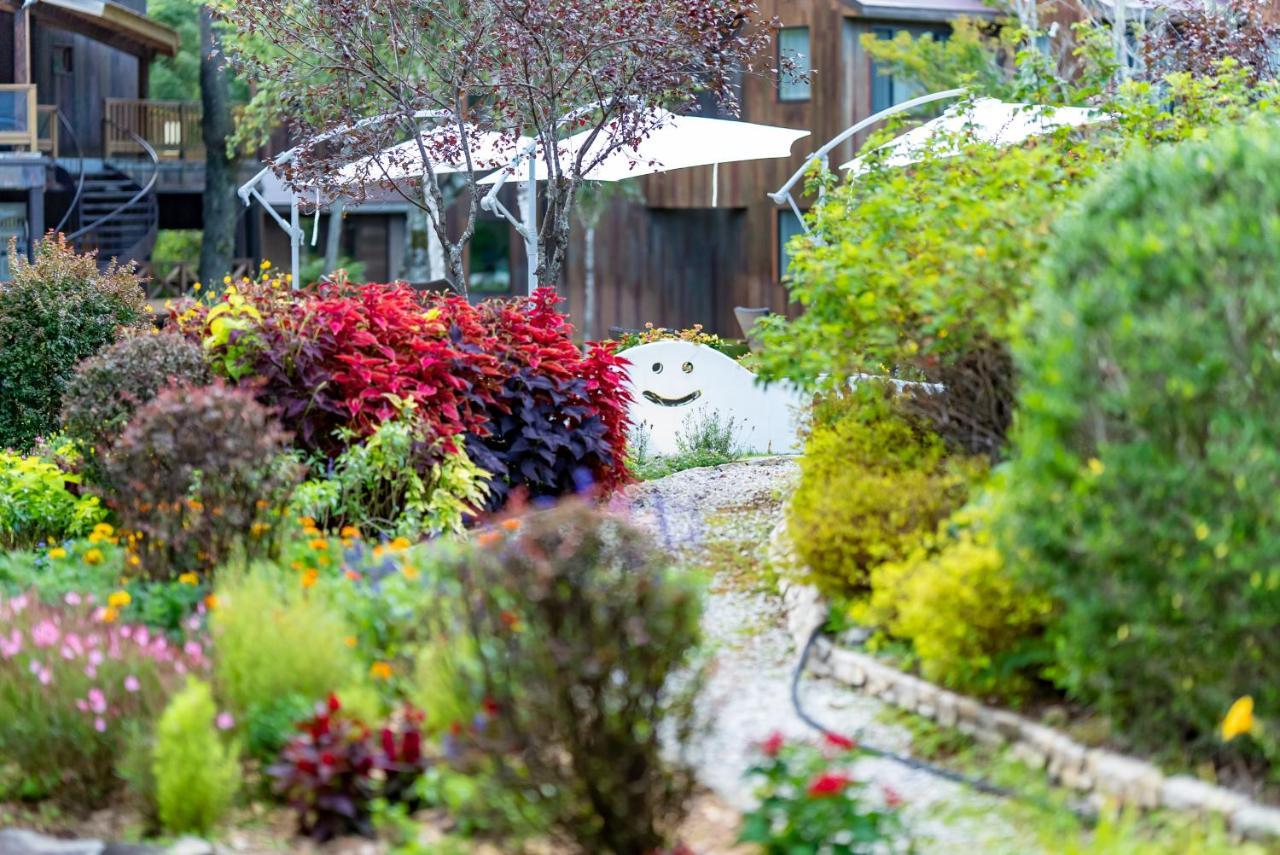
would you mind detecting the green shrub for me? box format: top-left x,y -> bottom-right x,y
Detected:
440,502 -> 704,854
212,562 -> 361,715
627,408 -> 743,481
1002,121 -> 1280,760
0,234 -> 149,449
866,492 -> 1052,699
153,678 -> 239,835
243,692 -> 314,763
103,382 -> 300,579
788,390 -> 982,596
61,330 -> 209,471
288,404 -> 489,540
0,449 -> 105,549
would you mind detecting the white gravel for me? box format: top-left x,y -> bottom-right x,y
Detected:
627,457 -> 1036,854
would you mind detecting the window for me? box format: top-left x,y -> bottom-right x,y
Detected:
51,45 -> 74,76
778,27 -> 811,102
777,209 -> 805,279
469,218 -> 512,293
870,25 -> 949,114
0,204 -> 28,281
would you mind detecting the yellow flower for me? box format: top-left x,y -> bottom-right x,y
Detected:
1086,458 -> 1105,475
297,516 -> 317,528
308,538 -> 330,551
401,564 -> 420,581
344,636 -> 357,648
84,548 -> 105,565
250,522 -> 271,537
1222,696 -> 1255,741
389,536 -> 411,552
48,547 -> 67,559
100,606 -> 118,623
107,590 -> 131,609
178,572 -> 200,586
370,661 -> 393,680
192,282 -> 202,292
340,525 -> 361,539
93,522 -> 114,536
127,554 -> 141,567
301,569 -> 318,589
260,259 -> 272,270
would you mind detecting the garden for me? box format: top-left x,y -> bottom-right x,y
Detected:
5,2 -> 1280,854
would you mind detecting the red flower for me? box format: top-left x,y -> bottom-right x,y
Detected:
807,772 -> 854,798
326,692 -> 341,713
482,696 -> 501,716
761,731 -> 785,757
824,732 -> 857,751
883,785 -> 904,808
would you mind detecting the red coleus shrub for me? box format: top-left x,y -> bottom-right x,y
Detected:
181,280 -> 631,506
269,694 -> 431,841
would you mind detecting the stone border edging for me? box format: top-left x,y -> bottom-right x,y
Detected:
766,520 -> 1280,842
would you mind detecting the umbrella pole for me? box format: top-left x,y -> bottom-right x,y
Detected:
525,156 -> 538,295
290,196 -> 301,290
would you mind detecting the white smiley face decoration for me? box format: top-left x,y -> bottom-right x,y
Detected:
621,340 -> 809,456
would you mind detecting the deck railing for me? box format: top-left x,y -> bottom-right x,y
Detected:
104,98 -> 204,160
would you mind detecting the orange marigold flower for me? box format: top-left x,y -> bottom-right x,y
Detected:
370,661 -> 393,680
344,636 -> 357,648
100,606 -> 118,623
476,531 -> 502,548
204,594 -> 219,610
308,538 -> 329,551
500,518 -> 522,532
301,569 -> 319,589
340,525 -> 361,539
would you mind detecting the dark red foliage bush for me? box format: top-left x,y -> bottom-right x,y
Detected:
465,289 -> 632,509
269,694 -> 431,841
103,381 -> 299,578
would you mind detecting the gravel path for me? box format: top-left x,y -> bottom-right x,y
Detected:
628,457 -> 1033,854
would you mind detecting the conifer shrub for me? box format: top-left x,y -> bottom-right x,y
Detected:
61,331 -> 209,471
1003,122 -> 1280,762
788,389 -> 983,597
153,678 -> 240,835
0,235 -> 149,449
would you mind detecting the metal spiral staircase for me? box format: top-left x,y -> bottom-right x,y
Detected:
56,115 -> 160,267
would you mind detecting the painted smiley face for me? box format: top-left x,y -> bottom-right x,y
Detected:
641,359 -> 701,407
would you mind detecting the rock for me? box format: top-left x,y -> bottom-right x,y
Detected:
0,830 -> 104,855
1159,775 -> 1250,815
1230,805 -> 1280,842
1011,741 -> 1047,770
164,838 -> 214,855
1085,750 -> 1163,808
935,693 -> 958,728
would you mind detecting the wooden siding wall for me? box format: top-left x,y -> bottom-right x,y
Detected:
563,0 -> 977,339
32,22 -> 140,154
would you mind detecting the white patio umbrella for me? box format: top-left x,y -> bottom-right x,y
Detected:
479,107 -> 810,293
839,97 -> 1107,174
336,126 -> 534,184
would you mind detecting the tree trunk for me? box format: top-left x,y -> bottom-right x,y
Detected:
322,199 -> 344,275
198,6 -> 239,288
584,224 -> 596,341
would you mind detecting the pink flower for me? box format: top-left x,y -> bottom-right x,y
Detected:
216,712 -> 235,731
94,717 -> 106,733
123,675 -> 140,693
76,699 -> 89,713
120,626 -> 132,639
38,667 -> 52,686
10,594 -> 28,614
88,650 -> 104,667
134,627 -> 150,647
64,592 -> 82,607
183,640 -> 203,658
883,785 -> 904,808
88,688 -> 107,714
0,630 -> 22,659
84,665 -> 97,679
61,645 -> 76,660
31,619 -> 60,648
28,660 -> 41,675
761,731 -> 785,758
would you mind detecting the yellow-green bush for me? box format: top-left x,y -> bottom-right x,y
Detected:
211,563 -> 361,714
788,390 -> 982,596
867,497 -> 1052,698
153,678 -> 239,835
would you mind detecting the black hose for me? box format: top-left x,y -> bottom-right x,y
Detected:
789,622 -> 1094,821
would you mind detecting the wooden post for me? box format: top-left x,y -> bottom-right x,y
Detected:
13,7 -> 30,85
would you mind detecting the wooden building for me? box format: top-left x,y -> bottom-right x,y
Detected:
559,0 -> 1000,338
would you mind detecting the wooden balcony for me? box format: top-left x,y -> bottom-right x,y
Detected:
104,98 -> 204,160
0,84 -> 37,152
